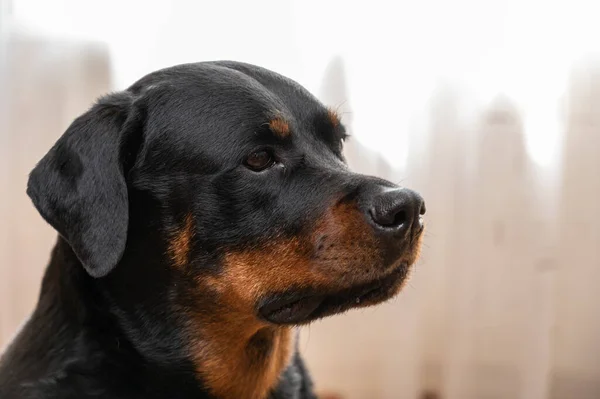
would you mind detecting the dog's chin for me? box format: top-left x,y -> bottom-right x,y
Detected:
258,262 -> 411,325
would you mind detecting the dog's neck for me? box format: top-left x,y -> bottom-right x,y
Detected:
10,238 -> 295,399
192,312 -> 293,399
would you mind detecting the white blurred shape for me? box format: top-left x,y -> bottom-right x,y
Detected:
11,0 -> 600,168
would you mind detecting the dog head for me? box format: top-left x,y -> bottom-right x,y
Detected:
27,61 -> 425,397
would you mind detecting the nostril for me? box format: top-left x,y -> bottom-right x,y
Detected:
392,209 -> 408,227
370,205 -> 410,229
419,202 -> 426,215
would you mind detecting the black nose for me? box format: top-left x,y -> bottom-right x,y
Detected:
369,188 -> 425,232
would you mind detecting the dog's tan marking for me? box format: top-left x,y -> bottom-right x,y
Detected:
191,236 -> 322,399
194,319 -> 292,399
327,108 -> 341,128
168,213 -> 195,267
268,117 -> 290,138
189,202 -> 424,399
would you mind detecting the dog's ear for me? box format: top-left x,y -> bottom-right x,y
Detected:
27,92 -> 144,278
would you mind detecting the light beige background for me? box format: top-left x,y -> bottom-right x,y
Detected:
2,4 -> 600,399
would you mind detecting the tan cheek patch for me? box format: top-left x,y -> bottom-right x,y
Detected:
168,213 -> 195,267
268,117 -> 290,137
214,238 -> 330,307
215,202 -> 379,307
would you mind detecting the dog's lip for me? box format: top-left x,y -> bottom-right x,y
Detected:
258,262 -> 409,325
259,295 -> 325,325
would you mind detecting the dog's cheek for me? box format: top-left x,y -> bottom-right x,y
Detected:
216,201 -> 382,302
309,201 -> 382,276
218,239 -> 330,305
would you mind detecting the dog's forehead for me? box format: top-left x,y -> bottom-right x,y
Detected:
129,62 -> 340,172
133,62 -> 324,125
131,62 -> 342,167
129,62 -> 343,177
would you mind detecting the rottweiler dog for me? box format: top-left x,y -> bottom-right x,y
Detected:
0,61 -> 425,399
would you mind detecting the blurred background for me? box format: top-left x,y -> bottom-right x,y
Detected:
1,1 -> 600,398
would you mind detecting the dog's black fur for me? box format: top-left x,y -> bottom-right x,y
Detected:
0,61 -> 424,399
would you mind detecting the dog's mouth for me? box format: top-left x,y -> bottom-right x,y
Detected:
258,262 -> 410,325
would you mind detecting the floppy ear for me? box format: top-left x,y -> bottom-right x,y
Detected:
27,92 -> 143,278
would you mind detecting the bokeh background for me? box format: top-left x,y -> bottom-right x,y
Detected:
1,1 -> 600,398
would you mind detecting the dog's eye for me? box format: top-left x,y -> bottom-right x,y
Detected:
244,150 -> 275,171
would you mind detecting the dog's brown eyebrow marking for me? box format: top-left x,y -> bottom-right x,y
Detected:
327,108 -> 341,128
268,117 -> 290,138
168,213 -> 195,267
